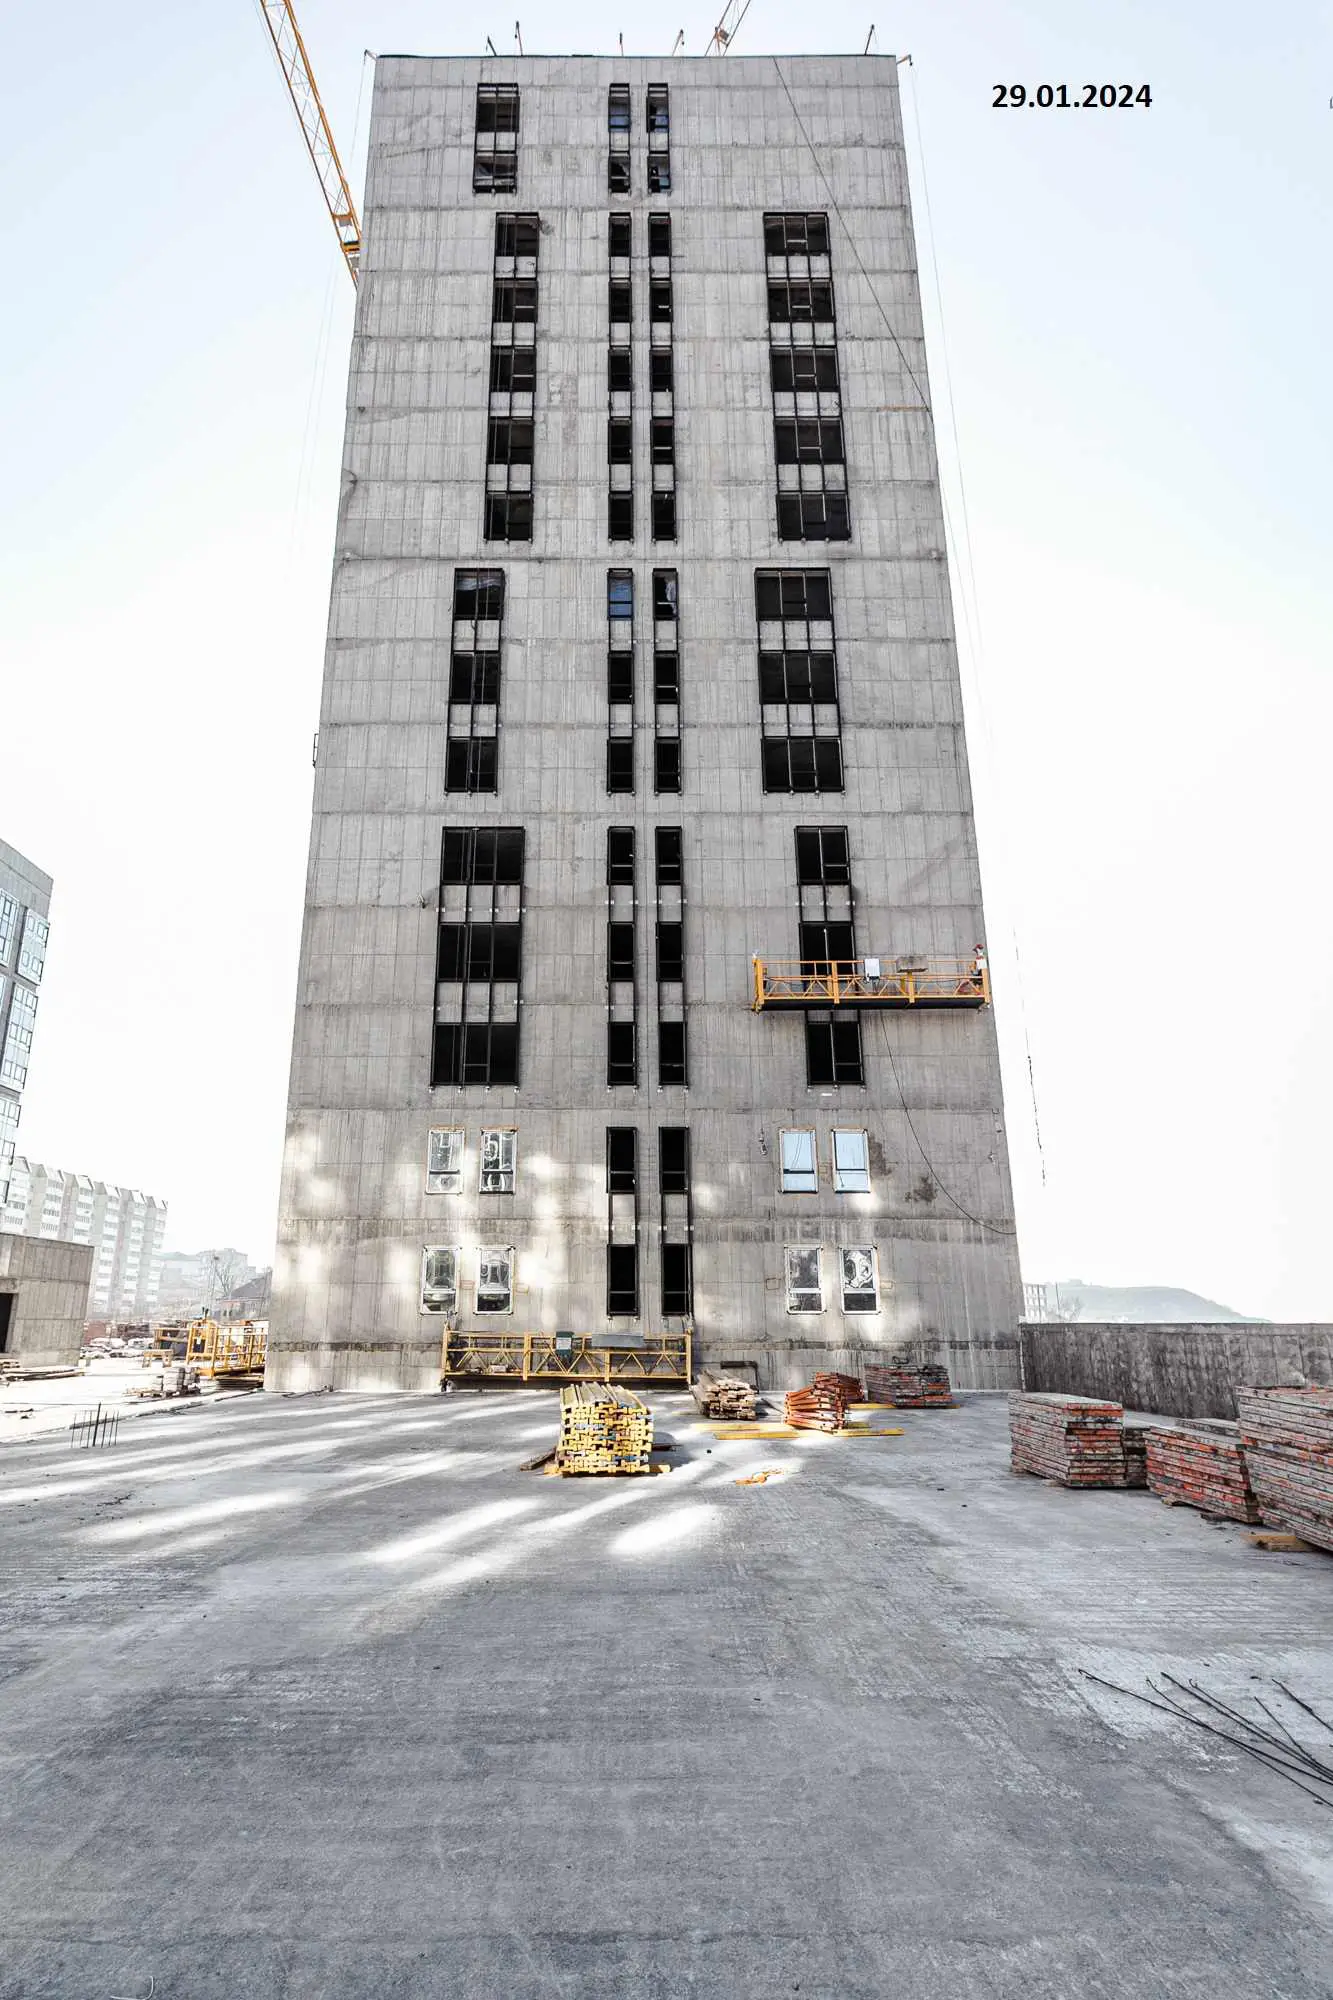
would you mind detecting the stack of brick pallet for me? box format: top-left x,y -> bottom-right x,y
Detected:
864,1360 -> 954,1409
1008,1393 -> 1129,1487
556,1383 -> 654,1476
692,1370 -> 759,1421
1142,1421 -> 1260,1522
785,1379 -> 851,1433
1237,1387 -> 1333,1551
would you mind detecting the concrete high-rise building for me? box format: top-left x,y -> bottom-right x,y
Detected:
271,53 -> 1021,1394
1,1160 -> 168,1321
0,838 -> 52,1208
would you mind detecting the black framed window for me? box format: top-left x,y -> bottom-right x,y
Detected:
432,827 -> 525,1085
764,213 -> 849,541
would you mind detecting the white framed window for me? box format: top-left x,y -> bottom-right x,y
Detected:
479,1129 -> 517,1194
831,1129 -> 870,1194
18,912 -> 48,984
780,1129 -> 817,1193
420,1246 -> 459,1315
0,897 -> 16,966
0,985 -> 37,1088
840,1246 -> 879,1314
426,1128 -> 465,1195
785,1245 -> 823,1314
477,1246 -> 514,1314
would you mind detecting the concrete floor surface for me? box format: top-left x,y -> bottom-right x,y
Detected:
1,1389 -> 1331,1998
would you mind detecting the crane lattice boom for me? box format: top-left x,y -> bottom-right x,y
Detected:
260,1 -> 361,283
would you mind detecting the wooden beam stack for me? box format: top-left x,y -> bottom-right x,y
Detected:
692,1369 -> 759,1421
864,1360 -> 954,1409
1143,1422 -> 1260,1522
556,1383 -> 654,1476
1237,1387 -> 1333,1551
784,1381 -> 849,1432
1008,1392 -> 1129,1487
813,1370 -> 864,1404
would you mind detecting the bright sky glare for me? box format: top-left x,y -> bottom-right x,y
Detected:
2,1 -> 1329,1311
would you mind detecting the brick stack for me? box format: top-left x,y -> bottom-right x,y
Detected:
1008,1393 -> 1129,1488
556,1384 -> 654,1475
1237,1387 -> 1333,1551
785,1381 -> 849,1433
692,1370 -> 759,1421
864,1360 -> 954,1409
1143,1422 -> 1260,1522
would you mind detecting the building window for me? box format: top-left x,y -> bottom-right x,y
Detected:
654,826 -> 687,1085
606,1127 -> 639,1315
607,1127 -> 637,1192
479,1129 -> 517,1193
607,568 -> 635,794
477,1246 -> 514,1314
17,913 -> 48,985
608,214 -> 633,540
659,1125 -> 693,1318
755,570 -> 842,794
447,568 -> 505,794
474,85 -> 520,193
805,1014 -> 864,1086
432,828 -> 525,1086
764,213 -> 849,542
646,84 -> 670,191
608,84 -> 631,191
0,897 -> 17,967
780,1129 -> 818,1193
426,1128 -> 465,1194
607,828 -> 638,1086
651,567 -> 680,792
421,1247 -> 459,1315
607,1244 -> 639,1317
0,984 -> 37,1089
649,216 -> 677,541
832,1130 -> 870,1193
840,1247 -> 879,1313
785,1246 -> 823,1314
485,213 -> 539,542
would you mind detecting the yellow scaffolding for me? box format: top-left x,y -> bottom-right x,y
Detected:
752,956 -> 990,1010
182,1321 -> 268,1379
440,1330 -> 692,1386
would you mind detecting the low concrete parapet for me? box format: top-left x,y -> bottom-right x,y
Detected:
1019,1320 -> 1333,1421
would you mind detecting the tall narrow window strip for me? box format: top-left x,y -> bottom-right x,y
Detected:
648,214 -> 677,542
654,822 -> 687,1086
646,85 -> 671,192
608,84 -> 631,191
485,214 -> 540,542
606,569 -> 635,796
432,827 -> 525,1087
606,826 -> 638,1086
764,213 -> 850,542
474,85 -> 520,194
608,214 -> 633,541
606,1126 -> 640,1315
755,570 -> 843,795
659,1127 -> 693,1316
446,568 -> 505,794
794,824 -> 863,1086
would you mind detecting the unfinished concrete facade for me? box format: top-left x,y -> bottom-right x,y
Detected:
270,54 -> 1020,1394
0,1235 -> 94,1370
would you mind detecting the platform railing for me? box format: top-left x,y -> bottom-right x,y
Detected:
751,956 -> 990,1010
440,1331 -> 692,1385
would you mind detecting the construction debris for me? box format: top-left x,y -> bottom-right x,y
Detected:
692,1369 -> 759,1421
1143,1422 -> 1261,1523
1008,1393 -> 1129,1488
864,1359 -> 954,1408
555,1383 -> 654,1476
1237,1387 -> 1333,1552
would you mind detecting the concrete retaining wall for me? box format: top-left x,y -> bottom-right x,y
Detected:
0,1235 -> 95,1369
1019,1320 -> 1333,1420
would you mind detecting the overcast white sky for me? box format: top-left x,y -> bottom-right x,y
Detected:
2,0 -> 1329,1310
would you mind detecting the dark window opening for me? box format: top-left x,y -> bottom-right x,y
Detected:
609,492 -> 634,541
654,652 -> 680,702
495,213 -> 539,258
607,1021 -> 637,1086
656,922 -> 684,982
607,922 -> 636,979
476,86 -> 520,135
649,349 -> 673,393
484,493 -> 533,542
805,1015 -> 863,1087
432,1022 -> 520,1087
647,160 -> 671,193
755,571 -> 833,623
607,1244 -> 639,1316
609,157 -> 631,194
646,86 -> 670,132
440,827 -> 524,887
607,1127 -> 638,1192
608,347 -> 632,391
608,419 -> 633,462
653,739 -> 681,792
796,826 -> 850,885
492,279 -> 539,323
661,1242 -> 692,1315
799,920 -> 855,966
762,737 -> 843,794
655,828 -> 682,884
608,86 -> 631,132
651,418 -> 675,463
658,1021 -> 687,1086
659,1127 -> 689,1192
487,417 -> 534,465
608,280 -> 633,321
649,280 -> 673,322
651,492 -> 677,540
777,492 -> 850,542
607,737 -> 635,793
454,571 -> 505,620
648,214 -> 672,258
607,652 -> 635,702
607,827 -> 635,884
449,652 -> 501,704
764,212 -> 829,258
490,346 -> 536,392
445,738 -> 498,793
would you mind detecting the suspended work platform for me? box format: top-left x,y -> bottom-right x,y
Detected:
752,957 -> 990,1011
440,1331 -> 692,1386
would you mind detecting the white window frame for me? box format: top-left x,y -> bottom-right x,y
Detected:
479,1128 -> 517,1195
784,1244 -> 823,1314
840,1246 -> 879,1314
420,1246 -> 459,1315
477,1245 -> 514,1314
0,897 -> 16,966
779,1128 -> 818,1194
831,1129 -> 871,1194
426,1127 -> 465,1195
18,911 -> 48,984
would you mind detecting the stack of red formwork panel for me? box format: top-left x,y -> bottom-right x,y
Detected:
1143,1422 -> 1260,1522
1008,1393 -> 1129,1487
1237,1388 -> 1333,1551
785,1383 -> 847,1433
865,1361 -> 954,1409
813,1371 -> 864,1405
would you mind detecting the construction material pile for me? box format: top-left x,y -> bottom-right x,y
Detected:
692,1370 -> 759,1421
1143,1422 -> 1260,1522
1237,1387 -> 1333,1551
1121,1422 -> 1149,1489
556,1383 -> 653,1476
1008,1393 -> 1129,1488
784,1380 -> 851,1433
814,1369 -> 864,1404
864,1359 -> 954,1408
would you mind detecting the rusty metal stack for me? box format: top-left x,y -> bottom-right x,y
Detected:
1008,1393 -> 1129,1488
813,1370 -> 864,1404
1237,1387 -> 1333,1551
864,1360 -> 954,1408
1142,1422 -> 1260,1522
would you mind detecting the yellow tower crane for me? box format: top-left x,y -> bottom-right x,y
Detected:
258,1 -> 361,283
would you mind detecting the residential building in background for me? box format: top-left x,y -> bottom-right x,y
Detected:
271,55 -> 1020,1394
156,1247 -> 262,1321
0,838 -> 52,1207
1,1160 -> 168,1321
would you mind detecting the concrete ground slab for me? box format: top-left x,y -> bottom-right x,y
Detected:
1,1392 -> 1331,1998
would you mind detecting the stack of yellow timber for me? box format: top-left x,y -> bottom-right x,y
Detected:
692,1370 -> 759,1421
556,1383 -> 654,1475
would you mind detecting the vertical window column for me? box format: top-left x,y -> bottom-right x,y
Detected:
446,569 -> 504,793
646,84 -> 671,192
659,1128 -> 693,1318
474,84 -> 520,193
654,828 -> 688,1087
764,213 -> 849,541
795,826 -> 863,1085
606,570 -> 635,793
755,570 -> 843,793
608,215 -> 634,542
648,213 -> 676,541
432,828 -> 525,1086
486,213 -> 539,542
652,569 -> 680,793
608,84 -> 631,192
606,1128 -> 640,1316
606,827 -> 638,1087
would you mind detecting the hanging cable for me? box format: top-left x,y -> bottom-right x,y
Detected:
875,1014 -> 1017,1235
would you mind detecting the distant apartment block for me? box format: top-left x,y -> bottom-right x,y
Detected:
1,1160 -> 168,1321
0,839 -> 52,1207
